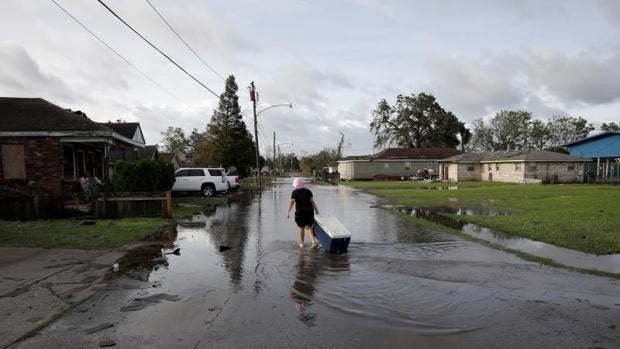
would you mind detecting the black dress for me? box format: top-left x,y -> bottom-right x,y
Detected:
291,188 -> 314,227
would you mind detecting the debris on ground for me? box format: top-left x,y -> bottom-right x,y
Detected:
121,293 -> 180,312
99,339 -> 116,347
297,312 -> 317,326
85,323 -> 114,334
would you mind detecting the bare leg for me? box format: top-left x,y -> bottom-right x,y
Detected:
308,226 -> 319,247
298,227 -> 305,248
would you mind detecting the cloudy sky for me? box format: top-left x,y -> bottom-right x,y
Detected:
1,1 -> 620,156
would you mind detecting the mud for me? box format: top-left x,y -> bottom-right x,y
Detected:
12,180 -> 620,349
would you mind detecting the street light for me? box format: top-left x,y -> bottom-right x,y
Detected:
257,103 -> 293,116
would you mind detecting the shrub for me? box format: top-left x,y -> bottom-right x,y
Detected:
112,160 -> 175,192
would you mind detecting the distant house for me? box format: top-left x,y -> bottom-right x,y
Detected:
439,149 -> 589,184
338,148 -> 462,180
564,132 -> 620,181
100,122 -> 148,178
0,97 -> 144,211
159,152 -> 182,169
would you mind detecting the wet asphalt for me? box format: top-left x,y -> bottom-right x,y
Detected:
13,180 -> 620,348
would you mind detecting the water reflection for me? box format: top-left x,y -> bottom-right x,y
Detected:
290,249 -> 319,312
204,198 -> 253,290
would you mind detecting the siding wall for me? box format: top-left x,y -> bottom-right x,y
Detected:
339,160 -> 438,180
567,134 -> 620,158
446,161 -> 584,183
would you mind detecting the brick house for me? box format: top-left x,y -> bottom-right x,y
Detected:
0,97 -> 145,212
338,148 -> 462,180
438,149 -> 590,184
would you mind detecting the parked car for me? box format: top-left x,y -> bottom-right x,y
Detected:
227,175 -> 240,191
171,167 -> 228,197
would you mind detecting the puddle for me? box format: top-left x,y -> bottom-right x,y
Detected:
391,206 -> 620,274
461,224 -> 620,274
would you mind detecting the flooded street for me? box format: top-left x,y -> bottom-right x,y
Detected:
14,180 -> 620,348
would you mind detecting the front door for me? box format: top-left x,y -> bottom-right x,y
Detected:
488,172 -> 493,181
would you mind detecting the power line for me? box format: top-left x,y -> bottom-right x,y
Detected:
144,0 -> 225,80
96,0 -> 221,99
49,0 -> 178,100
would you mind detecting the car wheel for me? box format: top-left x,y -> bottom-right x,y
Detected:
202,184 -> 215,197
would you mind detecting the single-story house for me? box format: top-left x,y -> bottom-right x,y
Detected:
338,148 -> 463,180
0,97 -> 145,212
439,149 -> 589,183
564,131 -> 620,181
101,122 -> 148,179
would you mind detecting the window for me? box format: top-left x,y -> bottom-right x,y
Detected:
404,162 -> 411,171
495,164 -> 500,171
63,145 -> 75,180
567,164 -> 575,171
1,144 -> 26,179
515,164 -> 521,171
467,165 -> 474,172
189,169 -> 205,176
175,169 -> 189,177
384,163 -> 389,169
487,165 -> 492,171
208,169 -> 223,176
528,165 -> 537,172
76,150 -> 86,177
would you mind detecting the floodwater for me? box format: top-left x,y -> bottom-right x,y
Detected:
393,206 -> 620,274
14,180 -> 620,348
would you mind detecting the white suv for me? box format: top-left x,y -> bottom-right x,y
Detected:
171,167 -> 228,197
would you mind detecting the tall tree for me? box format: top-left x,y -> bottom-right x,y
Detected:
160,126 -> 189,154
528,119 -> 550,150
188,128 -> 206,154
546,115 -> 594,148
601,122 -> 620,132
194,75 -> 256,176
470,111 -> 532,151
370,93 -> 468,149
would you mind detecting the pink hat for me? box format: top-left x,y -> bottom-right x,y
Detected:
293,177 -> 305,189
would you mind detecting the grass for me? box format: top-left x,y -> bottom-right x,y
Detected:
0,217 -> 170,250
0,195 -> 228,249
344,181 -> 620,255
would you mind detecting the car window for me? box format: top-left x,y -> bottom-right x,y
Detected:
208,169 -> 223,176
189,169 -> 205,176
175,169 -> 188,177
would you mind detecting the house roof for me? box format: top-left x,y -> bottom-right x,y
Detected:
370,147 -> 463,160
563,131 -> 620,147
441,149 -> 590,163
159,152 -> 175,162
137,145 -> 159,159
99,122 -> 140,139
0,97 -> 144,147
0,97 -> 111,132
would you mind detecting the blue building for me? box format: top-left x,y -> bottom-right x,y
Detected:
564,132 -> 620,181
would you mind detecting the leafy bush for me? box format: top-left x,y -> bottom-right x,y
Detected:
112,160 -> 175,192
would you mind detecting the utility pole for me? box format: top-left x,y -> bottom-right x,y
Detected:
273,131 -> 276,183
250,81 -> 260,188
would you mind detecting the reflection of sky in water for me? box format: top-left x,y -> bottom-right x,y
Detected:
462,224 -> 620,273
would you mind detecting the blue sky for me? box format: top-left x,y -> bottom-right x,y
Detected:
1,0 -> 620,156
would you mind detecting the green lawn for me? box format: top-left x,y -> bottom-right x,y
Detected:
0,218 -> 170,250
344,181 -> 620,255
0,195 -> 228,250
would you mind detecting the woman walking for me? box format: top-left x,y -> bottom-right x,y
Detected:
286,178 -> 320,248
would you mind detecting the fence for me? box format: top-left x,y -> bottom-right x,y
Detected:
95,192 -> 172,219
0,194 -> 60,220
